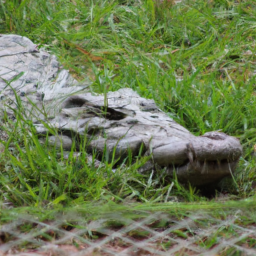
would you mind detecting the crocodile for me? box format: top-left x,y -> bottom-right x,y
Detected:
0,34 -> 242,186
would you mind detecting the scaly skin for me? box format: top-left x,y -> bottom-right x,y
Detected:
0,35 -> 242,186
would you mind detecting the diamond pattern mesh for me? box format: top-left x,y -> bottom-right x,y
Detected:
1,204 -> 256,256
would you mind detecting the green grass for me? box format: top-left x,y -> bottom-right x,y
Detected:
1,0 -> 256,223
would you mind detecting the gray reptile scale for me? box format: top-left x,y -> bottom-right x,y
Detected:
0,34 -> 242,186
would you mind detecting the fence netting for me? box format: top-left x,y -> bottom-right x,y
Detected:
1,202 -> 256,256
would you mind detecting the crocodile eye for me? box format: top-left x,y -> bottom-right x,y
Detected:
62,96 -> 87,108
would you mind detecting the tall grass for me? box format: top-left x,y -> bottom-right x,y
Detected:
1,0 -> 256,208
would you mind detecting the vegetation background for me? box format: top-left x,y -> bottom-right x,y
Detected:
1,0 -> 256,254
